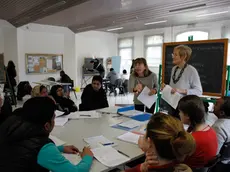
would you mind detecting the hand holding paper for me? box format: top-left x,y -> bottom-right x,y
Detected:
137,86 -> 157,109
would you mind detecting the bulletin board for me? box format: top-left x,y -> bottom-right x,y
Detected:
25,54 -> 63,74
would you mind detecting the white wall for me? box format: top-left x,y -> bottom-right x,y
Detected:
75,31 -> 118,86
17,24 -> 76,85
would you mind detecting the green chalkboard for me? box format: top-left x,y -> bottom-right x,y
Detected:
162,39 -> 228,97
0,54 -> 5,83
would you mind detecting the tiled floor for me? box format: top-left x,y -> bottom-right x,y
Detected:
15,92 -> 134,109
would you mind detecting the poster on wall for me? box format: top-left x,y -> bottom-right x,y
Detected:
25,54 -> 63,74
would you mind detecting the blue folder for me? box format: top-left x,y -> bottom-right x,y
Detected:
111,123 -> 138,131
130,114 -> 152,122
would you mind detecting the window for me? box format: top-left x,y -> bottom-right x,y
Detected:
118,38 -> 133,74
145,35 -> 163,67
176,31 -> 209,42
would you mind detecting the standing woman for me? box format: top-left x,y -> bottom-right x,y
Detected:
4,61 -> 17,91
161,45 -> 203,115
129,58 -> 158,113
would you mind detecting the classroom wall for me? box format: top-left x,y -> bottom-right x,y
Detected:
17,24 -> 76,86
118,20 -> 229,75
75,31 -> 118,86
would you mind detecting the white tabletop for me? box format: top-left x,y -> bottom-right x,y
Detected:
51,113 -> 144,172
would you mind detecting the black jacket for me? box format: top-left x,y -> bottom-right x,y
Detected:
60,74 -> 71,84
0,96 -> 12,125
79,84 -> 109,111
0,115 -> 51,172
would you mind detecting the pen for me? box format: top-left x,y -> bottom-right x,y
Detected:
117,150 -> 130,158
80,115 -> 91,117
100,142 -> 114,146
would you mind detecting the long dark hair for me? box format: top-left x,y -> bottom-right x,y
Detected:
178,95 -> 205,132
50,85 -> 63,101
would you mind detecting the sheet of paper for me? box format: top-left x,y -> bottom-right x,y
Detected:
161,85 -> 182,109
55,110 -> 65,117
117,132 -> 140,144
118,120 -> 142,129
62,153 -> 82,165
69,111 -> 101,119
137,86 -> 158,109
91,146 -> 130,167
84,135 -> 114,149
119,110 -> 144,117
49,135 -> 66,146
55,117 -> 68,126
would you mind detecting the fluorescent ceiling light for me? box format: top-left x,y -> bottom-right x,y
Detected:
197,11 -> 229,17
144,20 -> 167,26
107,27 -> 124,31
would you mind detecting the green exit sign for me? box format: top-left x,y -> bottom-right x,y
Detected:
188,35 -> 193,41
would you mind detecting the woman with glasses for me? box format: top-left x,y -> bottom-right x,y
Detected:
50,85 -> 78,113
161,45 -> 202,116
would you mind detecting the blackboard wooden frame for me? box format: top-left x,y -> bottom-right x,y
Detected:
162,39 -> 228,97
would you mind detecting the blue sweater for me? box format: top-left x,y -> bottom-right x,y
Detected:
37,143 -> 93,172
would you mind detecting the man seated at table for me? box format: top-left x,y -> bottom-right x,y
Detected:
60,70 -> 72,97
0,97 -> 93,172
79,75 -> 109,111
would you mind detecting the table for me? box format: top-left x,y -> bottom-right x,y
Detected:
33,80 -> 72,91
51,112 -> 144,172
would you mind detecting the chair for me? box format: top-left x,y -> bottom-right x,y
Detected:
68,80 -> 77,100
109,79 -> 125,96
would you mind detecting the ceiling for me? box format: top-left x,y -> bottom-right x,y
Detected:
1,0 -> 230,33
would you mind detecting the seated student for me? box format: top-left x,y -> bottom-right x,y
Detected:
0,97 -> 93,172
178,95 -> 218,168
0,96 -> 12,125
60,71 -> 72,97
31,85 -> 48,97
79,75 -> 109,111
50,85 -> 77,113
106,68 -> 119,85
126,113 -> 195,172
212,97 -> 230,165
121,69 -> 129,93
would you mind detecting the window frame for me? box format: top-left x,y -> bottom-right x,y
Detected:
118,37 -> 134,73
144,34 -> 164,67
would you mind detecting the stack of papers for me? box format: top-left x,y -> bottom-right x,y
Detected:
137,86 -> 158,109
92,146 -> 130,167
118,110 -> 144,117
161,85 -> 182,109
55,117 -> 69,126
97,107 -> 120,114
117,132 -> 140,145
49,135 -> 66,146
84,135 -> 115,148
63,153 -> 82,165
118,120 -> 142,129
69,111 -> 101,119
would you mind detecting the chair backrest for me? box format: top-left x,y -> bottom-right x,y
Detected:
47,77 -> 55,82
220,142 -> 230,161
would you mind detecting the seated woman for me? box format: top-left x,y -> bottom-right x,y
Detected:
126,113 -> 195,172
50,85 -> 77,113
79,75 -> 109,111
31,85 -> 48,97
212,97 -> 230,167
178,95 -> 218,168
0,97 -> 93,172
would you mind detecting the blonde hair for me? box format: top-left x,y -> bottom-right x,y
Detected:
31,85 -> 41,97
133,57 -> 152,77
146,113 -> 196,161
174,45 -> 192,62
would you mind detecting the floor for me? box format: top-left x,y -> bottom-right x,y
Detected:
15,92 -> 134,109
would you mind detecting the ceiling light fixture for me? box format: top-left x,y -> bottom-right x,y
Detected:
144,20 -> 167,26
43,1 -> 66,12
196,11 -> 229,17
107,27 -> 124,31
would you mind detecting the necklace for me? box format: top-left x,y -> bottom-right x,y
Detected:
172,64 -> 187,84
